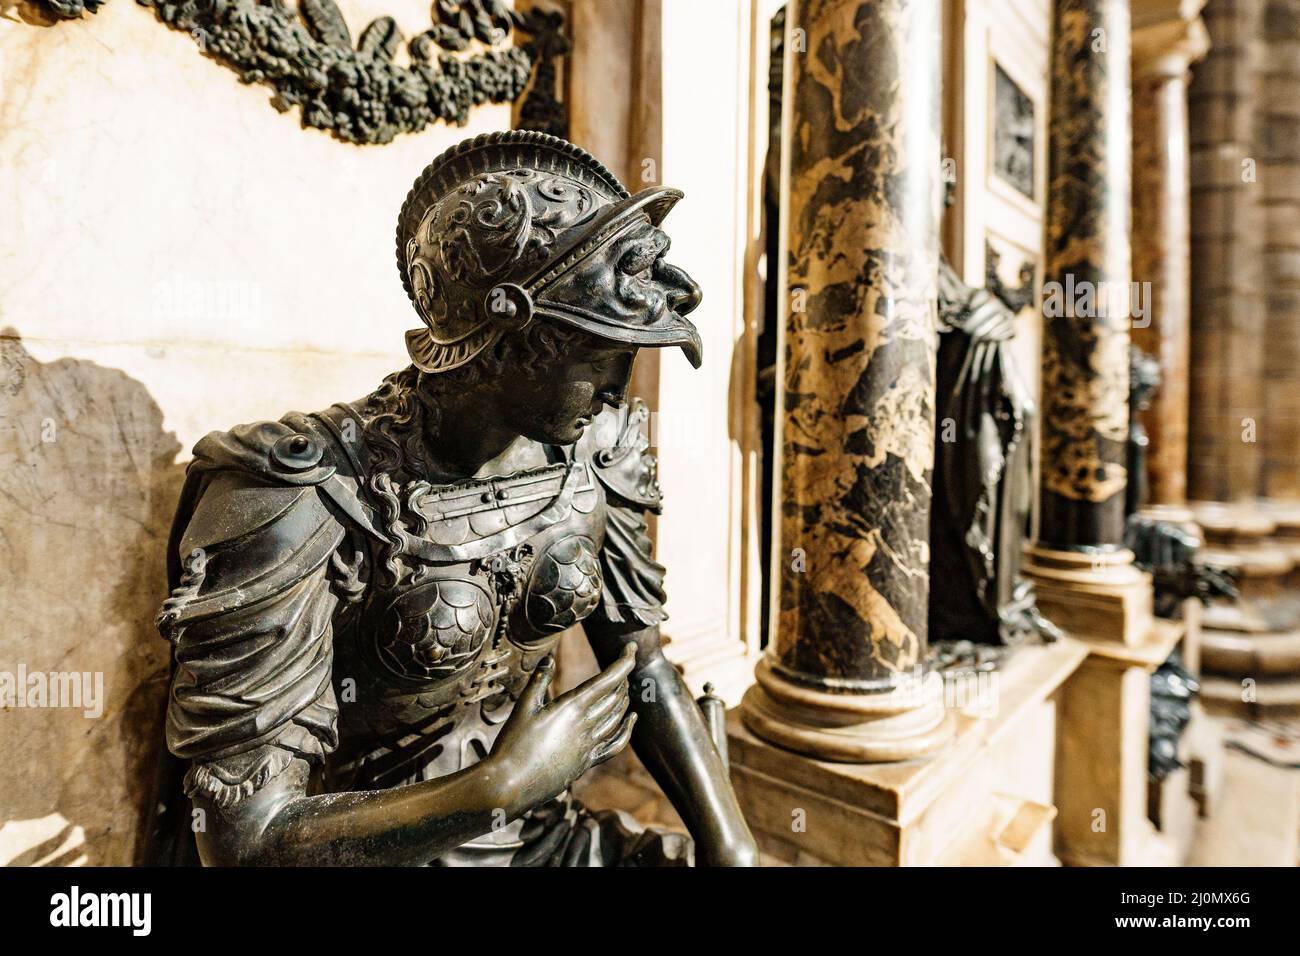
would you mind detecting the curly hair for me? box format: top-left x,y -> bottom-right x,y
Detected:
361,319 -> 592,586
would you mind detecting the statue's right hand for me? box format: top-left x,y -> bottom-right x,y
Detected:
488,644 -> 638,808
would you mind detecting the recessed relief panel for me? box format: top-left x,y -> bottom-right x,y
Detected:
993,63 -> 1035,200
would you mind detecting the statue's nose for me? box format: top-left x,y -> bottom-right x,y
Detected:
657,261 -> 703,316
597,353 -> 635,408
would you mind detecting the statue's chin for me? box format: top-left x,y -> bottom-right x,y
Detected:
525,418 -> 588,447
557,422 -> 589,445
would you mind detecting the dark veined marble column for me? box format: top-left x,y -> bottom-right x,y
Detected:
741,0 -> 951,762
1038,0 -> 1134,549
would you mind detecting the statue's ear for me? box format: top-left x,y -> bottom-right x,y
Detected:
484,283 -> 533,332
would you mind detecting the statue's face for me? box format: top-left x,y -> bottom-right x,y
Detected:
501,337 -> 637,445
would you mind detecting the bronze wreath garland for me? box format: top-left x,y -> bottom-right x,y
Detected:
32,0 -> 567,145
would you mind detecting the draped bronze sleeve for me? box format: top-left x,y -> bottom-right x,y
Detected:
586,398 -> 668,628
156,418 -> 352,807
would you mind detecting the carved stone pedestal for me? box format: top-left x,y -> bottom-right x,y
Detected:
1022,543 -> 1204,863
728,641 -> 1087,866
1053,617 -> 1190,866
1022,547 -> 1155,645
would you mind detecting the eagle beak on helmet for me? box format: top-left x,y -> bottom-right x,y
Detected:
679,324 -> 703,369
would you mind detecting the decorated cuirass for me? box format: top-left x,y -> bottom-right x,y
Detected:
327,439 -> 611,790
157,383 -> 666,810
369,456 -> 604,679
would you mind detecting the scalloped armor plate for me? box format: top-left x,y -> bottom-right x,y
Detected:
525,534 -> 602,634
374,577 -> 496,681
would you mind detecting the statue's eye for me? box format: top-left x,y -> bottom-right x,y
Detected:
619,243 -> 659,276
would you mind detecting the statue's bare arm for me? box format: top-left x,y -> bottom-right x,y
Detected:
583,619 -> 759,867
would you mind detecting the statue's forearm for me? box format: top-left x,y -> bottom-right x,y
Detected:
197,757 -> 526,867
631,655 -> 757,865
587,628 -> 757,866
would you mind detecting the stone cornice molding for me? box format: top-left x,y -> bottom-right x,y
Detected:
1132,0 -> 1211,80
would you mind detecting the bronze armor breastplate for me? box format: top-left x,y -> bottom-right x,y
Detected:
328,456 -> 604,787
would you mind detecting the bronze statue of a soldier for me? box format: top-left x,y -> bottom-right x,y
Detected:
150,131 -> 758,866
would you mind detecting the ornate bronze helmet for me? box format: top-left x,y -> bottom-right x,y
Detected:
397,130 -> 703,373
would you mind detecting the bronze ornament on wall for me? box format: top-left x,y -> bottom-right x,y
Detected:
31,0 -> 568,144
985,239 -> 1036,315
34,0 -> 104,17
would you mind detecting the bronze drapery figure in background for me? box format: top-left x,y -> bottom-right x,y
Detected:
1148,653 -> 1198,781
1124,345 -> 1236,617
1126,346 -> 1161,519
1123,345 -> 1236,783
928,257 -> 1062,664
146,131 -> 758,867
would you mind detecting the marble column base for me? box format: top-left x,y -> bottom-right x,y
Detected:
1192,500 -> 1293,596
1188,499 -> 1300,715
1138,502 -> 1197,526
739,656 -> 953,764
1022,546 -> 1155,646
1261,501 -> 1300,589
1199,673 -> 1300,717
728,641 -> 1089,866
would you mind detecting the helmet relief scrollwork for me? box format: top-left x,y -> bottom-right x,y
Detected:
404,167 -> 600,369
396,131 -> 701,375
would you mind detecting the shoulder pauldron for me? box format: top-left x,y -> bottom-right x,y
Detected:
159,410 -> 376,634
586,398 -> 662,513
